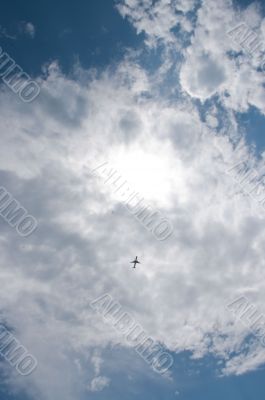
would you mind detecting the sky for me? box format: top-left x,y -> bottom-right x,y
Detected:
0,0 -> 265,399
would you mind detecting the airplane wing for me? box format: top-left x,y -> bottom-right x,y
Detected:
130,258 -> 140,264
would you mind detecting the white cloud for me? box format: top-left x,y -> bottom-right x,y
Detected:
18,21 -> 36,39
23,22 -> 35,38
0,58 -> 263,394
178,0 -> 265,114
180,52 -> 228,99
86,350 -> 110,392
118,0 -> 265,115
88,376 -> 110,392
117,0 -> 197,46
1,0 -> 265,398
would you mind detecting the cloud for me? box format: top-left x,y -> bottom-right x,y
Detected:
181,52 -> 228,99
86,350 -> 110,392
0,21 -> 36,40
117,0 -> 197,47
24,22 -> 35,38
178,0 -> 265,114
118,0 -> 265,115
88,376 -> 110,392
19,21 -> 35,38
1,0 -> 265,398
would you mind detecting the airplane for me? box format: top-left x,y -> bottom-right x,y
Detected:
130,256 -> 140,269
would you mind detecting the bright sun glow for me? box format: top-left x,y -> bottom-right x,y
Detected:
109,143 -> 185,207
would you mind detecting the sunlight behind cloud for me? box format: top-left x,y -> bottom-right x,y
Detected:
110,142 -> 186,207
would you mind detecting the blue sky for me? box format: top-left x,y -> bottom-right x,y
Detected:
0,0 -> 265,399
0,0 -> 143,74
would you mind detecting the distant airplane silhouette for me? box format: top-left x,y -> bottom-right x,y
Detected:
130,256 -> 140,269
